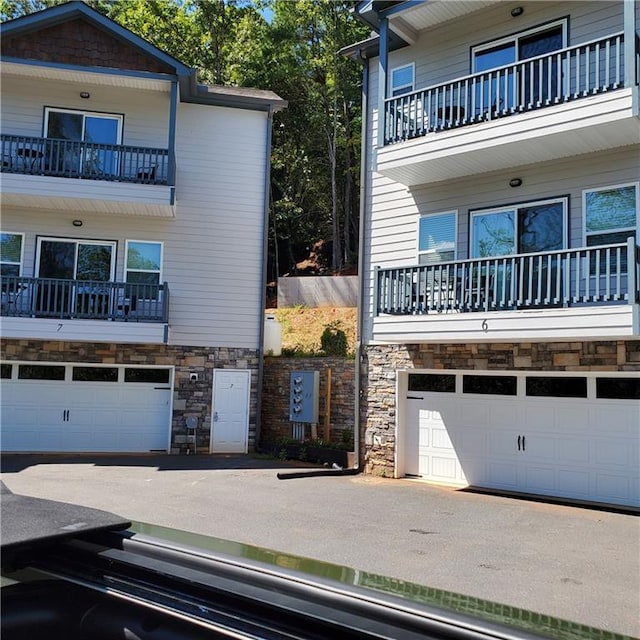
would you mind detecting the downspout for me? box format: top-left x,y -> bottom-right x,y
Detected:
167,79 -> 178,205
256,105 -> 275,450
623,0 -> 639,115
354,50 -> 370,472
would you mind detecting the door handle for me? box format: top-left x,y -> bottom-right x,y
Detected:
517,435 -> 521,451
522,435 -> 526,451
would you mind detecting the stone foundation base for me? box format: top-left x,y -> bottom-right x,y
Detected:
0,339 -> 259,453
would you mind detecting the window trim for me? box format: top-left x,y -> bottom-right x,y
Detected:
390,62 -> 415,97
471,18 -> 568,73
470,196 -> 569,258
417,211 -> 458,264
582,182 -> 639,247
125,239 -> 164,284
1,231 -> 25,276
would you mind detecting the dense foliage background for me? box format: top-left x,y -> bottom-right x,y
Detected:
1,0 -> 370,278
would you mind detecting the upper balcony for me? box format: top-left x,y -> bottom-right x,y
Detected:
0,133 -> 174,217
375,32 -> 640,186
372,239 -> 640,343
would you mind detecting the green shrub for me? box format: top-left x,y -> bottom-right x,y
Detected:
320,321 -> 348,357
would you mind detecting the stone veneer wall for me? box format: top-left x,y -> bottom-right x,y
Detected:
0,339 -> 259,454
361,340 -> 640,477
261,356 -> 355,445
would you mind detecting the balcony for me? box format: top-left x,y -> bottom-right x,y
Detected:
376,33 -> 640,185
1,276 -> 169,321
1,135 -> 175,217
373,239 -> 640,343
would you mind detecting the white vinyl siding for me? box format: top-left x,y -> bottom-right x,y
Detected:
1,75 -> 170,149
362,142 -> 639,341
1,99 -> 269,349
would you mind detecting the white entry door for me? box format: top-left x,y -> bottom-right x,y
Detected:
210,369 -> 250,453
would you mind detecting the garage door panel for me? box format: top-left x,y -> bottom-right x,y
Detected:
556,437 -> 590,465
2,367 -> 171,453
486,462 -> 518,489
556,469 -> 590,498
403,373 -> 639,507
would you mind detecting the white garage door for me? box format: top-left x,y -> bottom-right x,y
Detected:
1,363 -> 172,453
402,372 -> 640,508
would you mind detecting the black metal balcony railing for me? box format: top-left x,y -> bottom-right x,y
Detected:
385,33 -> 627,144
0,277 -> 169,323
375,239 -> 640,316
0,135 -> 171,185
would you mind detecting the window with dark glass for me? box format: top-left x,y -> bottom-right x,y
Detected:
124,368 -> 170,384
18,365 -> 65,380
408,374 -> 456,393
526,377 -> 587,398
596,378 -> 640,400
1,363 -> 12,378
1,233 -> 23,277
463,375 -> 517,395
72,367 -> 119,382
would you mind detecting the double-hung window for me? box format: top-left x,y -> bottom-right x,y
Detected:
418,212 -> 456,264
0,232 -> 24,276
125,241 -> 163,304
584,183 -> 638,273
391,64 -> 414,97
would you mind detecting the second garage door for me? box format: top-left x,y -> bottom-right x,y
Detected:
1,363 -> 173,453
401,372 -> 639,508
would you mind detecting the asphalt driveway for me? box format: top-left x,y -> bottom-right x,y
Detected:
1,453 -> 638,638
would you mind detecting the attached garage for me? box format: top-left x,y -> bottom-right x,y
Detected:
1,363 -> 173,453
399,371 -> 640,508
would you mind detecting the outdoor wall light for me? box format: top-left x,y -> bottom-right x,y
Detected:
510,6 -> 524,17
509,178 -> 523,187
80,91 -> 91,99
72,219 -> 83,227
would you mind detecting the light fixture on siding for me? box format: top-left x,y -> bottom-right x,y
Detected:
510,6 -> 524,17
509,178 -> 523,188
72,219 -> 83,227
80,91 -> 90,99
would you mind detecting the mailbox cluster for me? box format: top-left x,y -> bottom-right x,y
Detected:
289,371 -> 319,424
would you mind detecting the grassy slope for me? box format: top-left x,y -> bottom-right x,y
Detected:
267,307 -> 357,356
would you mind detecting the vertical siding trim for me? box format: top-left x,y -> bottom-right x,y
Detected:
255,107 -> 274,445
377,17 -> 389,149
168,79 -> 178,186
623,0 -> 639,115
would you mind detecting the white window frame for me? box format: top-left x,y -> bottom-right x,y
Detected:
390,63 -> 415,97
470,197 -> 568,258
582,182 -> 639,247
0,232 -> 25,276
43,107 -> 123,143
35,236 -> 116,281
471,19 -> 568,72
417,211 -> 458,264
125,240 -> 163,284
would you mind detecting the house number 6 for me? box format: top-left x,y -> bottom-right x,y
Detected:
481,319 -> 488,332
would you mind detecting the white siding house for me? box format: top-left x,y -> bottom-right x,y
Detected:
0,2 -> 285,454
346,0 -> 639,509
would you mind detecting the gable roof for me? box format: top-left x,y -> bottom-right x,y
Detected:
1,1 -> 286,113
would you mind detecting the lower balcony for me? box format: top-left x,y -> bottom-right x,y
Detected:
0,277 -> 169,344
0,135 -> 175,217
373,239 -> 640,343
